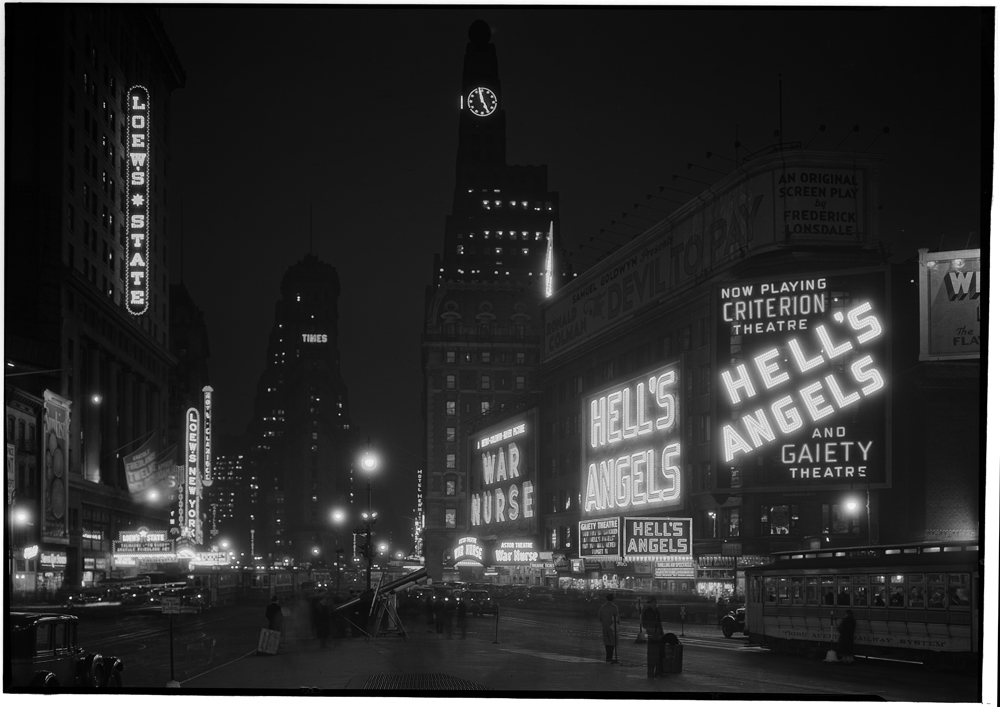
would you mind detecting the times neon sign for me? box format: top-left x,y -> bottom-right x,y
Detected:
126,86 -> 150,315
719,297 -> 886,479
583,362 -> 682,516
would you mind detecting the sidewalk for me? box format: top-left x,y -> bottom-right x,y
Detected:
179,608 -> 716,693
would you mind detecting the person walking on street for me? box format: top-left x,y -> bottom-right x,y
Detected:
597,593 -> 620,662
716,596 -> 728,627
433,596 -> 446,634
837,610 -> 857,664
641,595 -> 665,678
425,595 -> 436,632
266,595 -> 283,632
315,596 -> 331,648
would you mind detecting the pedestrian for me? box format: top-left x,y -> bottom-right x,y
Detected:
597,593 -> 620,662
716,596 -> 728,627
457,595 -> 469,640
443,596 -> 455,639
315,596 -> 331,649
425,595 -> 436,632
266,595 -> 283,632
433,596 -> 446,634
837,610 -> 857,664
641,595 -> 665,678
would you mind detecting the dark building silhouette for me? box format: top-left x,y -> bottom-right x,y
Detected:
5,5 -> 184,595
245,254 -> 360,566
421,21 -> 571,581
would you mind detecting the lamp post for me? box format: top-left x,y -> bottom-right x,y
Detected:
361,442 -> 378,590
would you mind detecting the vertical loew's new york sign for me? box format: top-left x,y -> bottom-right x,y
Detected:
127,86 -> 150,315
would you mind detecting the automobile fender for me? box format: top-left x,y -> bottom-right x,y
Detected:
102,656 -> 125,687
31,671 -> 60,690
78,653 -> 106,687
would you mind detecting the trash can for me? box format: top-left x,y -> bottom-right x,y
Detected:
661,633 -> 683,674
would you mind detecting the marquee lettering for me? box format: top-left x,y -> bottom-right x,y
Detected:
126,86 -> 150,315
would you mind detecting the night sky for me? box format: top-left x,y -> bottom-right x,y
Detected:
158,5 -> 988,547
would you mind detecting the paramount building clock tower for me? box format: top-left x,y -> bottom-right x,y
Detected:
421,21 -> 571,582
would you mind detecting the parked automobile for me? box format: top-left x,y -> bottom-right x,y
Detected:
456,589 -> 497,616
528,587 -> 555,603
174,586 -> 211,610
505,585 -> 530,602
9,612 -> 124,689
65,588 -> 118,607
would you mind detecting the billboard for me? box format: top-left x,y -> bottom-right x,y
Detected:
917,248 -> 982,360
543,152 -> 880,361
713,269 -> 889,492
582,362 -> 682,518
469,409 -> 538,535
42,391 -> 71,545
184,408 -> 203,544
126,85 -> 150,315
579,516 -> 622,559
622,516 -> 692,562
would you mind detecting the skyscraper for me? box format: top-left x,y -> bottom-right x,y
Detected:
5,5 -> 184,593
420,21 -> 570,581
245,253 -> 359,566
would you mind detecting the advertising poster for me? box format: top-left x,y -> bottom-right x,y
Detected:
918,248 -> 982,360
469,409 -> 538,536
581,362 -> 683,518
621,516 -> 692,563
543,153 -> 878,362
713,268 -> 889,492
579,516 -> 622,559
42,391 -> 71,545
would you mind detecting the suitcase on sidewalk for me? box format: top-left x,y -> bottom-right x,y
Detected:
257,628 -> 281,655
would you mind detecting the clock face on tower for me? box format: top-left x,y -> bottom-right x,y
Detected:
467,86 -> 498,116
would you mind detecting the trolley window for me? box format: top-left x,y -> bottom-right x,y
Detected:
889,574 -> 905,606
947,574 -> 971,608
777,576 -> 790,605
764,576 -> 777,602
805,576 -> 819,605
790,576 -> 805,605
906,574 -> 925,607
926,573 -> 948,609
836,576 -> 851,605
870,575 -> 887,606
821,575 -> 835,605
852,575 -> 868,606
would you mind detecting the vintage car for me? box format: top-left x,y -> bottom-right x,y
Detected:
456,589 -> 498,616
9,612 -> 124,689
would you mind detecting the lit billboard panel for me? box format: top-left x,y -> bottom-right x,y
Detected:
713,269 -> 889,492
917,248 -> 982,360
579,516 -> 622,559
582,362 -> 682,518
622,516 -> 692,562
469,409 -> 538,536
126,86 -> 150,315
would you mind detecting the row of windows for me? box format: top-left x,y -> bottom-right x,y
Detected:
445,350 -> 529,365
459,230 -> 547,240
446,400 -> 492,416
444,373 -> 526,391
480,200 -> 553,212
760,572 -> 972,609
457,245 -> 538,257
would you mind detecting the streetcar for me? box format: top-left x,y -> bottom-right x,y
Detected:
744,541 -> 980,668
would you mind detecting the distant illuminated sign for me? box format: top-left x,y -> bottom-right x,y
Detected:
114,527 -> 174,556
185,408 -> 202,544
582,362 -> 682,518
126,85 -> 150,315
469,410 -> 537,534
492,539 -> 540,565
579,516 -> 622,559
622,517 -> 692,562
714,271 -> 888,490
202,386 -> 213,487
301,334 -> 328,343
918,248 -> 982,360
453,536 -> 487,564
544,221 -> 554,297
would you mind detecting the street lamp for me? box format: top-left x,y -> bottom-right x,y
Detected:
361,440 -> 378,590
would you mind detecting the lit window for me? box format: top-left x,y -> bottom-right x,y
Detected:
445,374 -> 456,390
481,401 -> 491,414
446,427 -> 456,442
481,375 -> 491,390
446,401 -> 456,416
446,454 -> 456,469
446,478 -> 456,496
445,508 -> 457,529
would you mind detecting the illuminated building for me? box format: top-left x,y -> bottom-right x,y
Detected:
245,254 -> 360,566
206,434 -> 249,552
5,5 -> 185,594
539,148 -> 981,598
421,21 -> 570,581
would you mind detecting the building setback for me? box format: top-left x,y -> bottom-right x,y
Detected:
421,20 -> 570,581
5,5 -> 185,595
244,253 -> 360,567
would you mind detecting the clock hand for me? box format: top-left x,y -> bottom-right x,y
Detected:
477,87 -> 486,110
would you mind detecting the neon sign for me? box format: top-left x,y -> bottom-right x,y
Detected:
469,410 -> 537,534
493,539 -> 539,565
544,221 -> 554,297
622,517 -> 691,562
185,407 -> 202,544
301,334 -> 328,343
202,386 -> 213,487
579,516 -> 622,559
453,536 -> 486,564
582,362 -> 682,517
126,86 -> 150,315
715,271 -> 888,489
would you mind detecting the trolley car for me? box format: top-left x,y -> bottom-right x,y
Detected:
744,541 -> 980,668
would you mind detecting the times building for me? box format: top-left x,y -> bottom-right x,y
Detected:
5,6 -> 185,597
451,146 -> 981,598
421,21 -> 570,581
244,253 -> 360,567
